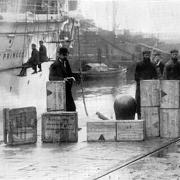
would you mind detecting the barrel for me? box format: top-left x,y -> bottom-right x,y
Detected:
114,95 -> 137,120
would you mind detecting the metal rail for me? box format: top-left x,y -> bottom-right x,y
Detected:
93,137 -> 180,180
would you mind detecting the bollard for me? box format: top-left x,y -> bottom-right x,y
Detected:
114,95 -> 137,120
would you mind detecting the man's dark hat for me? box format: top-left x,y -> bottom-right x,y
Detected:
143,50 -> 151,55
59,47 -> 69,55
170,49 -> 179,53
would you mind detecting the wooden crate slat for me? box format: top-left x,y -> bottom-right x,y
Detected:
42,111 -> 78,143
3,107 -> 37,145
116,120 -> 144,141
46,81 -> 66,112
140,80 -> 160,107
87,121 -> 116,142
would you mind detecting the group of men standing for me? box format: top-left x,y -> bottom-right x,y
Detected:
19,41 -> 48,76
135,49 -> 180,119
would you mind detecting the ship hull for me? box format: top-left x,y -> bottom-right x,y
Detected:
0,15 -> 71,70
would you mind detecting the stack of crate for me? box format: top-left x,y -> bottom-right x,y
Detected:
87,120 -> 145,142
141,80 -> 160,138
41,81 -> 78,143
140,80 -> 180,139
160,80 -> 180,138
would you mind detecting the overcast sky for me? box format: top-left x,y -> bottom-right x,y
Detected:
79,0 -> 180,42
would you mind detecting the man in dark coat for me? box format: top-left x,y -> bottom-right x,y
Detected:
135,50 -> 158,119
38,40 -> 48,72
152,52 -> 165,79
49,47 -> 76,111
163,49 -> 180,80
18,43 -> 39,76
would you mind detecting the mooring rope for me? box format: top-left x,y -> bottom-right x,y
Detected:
77,26 -> 88,116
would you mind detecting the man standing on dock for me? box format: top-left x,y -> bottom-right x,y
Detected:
163,49 -> 180,80
49,47 -> 76,111
135,50 -> 158,119
38,40 -> 48,72
152,52 -> 165,79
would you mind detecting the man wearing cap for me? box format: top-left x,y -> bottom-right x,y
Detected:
163,49 -> 180,80
38,40 -> 48,72
135,50 -> 158,119
152,52 -> 165,79
49,47 -> 76,111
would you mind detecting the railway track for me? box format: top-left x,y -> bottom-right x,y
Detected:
92,137 -> 180,180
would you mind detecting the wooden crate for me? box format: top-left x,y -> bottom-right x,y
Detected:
87,120 -> 116,142
160,80 -> 180,108
3,107 -> 37,145
42,111 -> 78,143
46,81 -> 66,112
141,107 -> 160,137
116,120 -> 144,141
160,109 -> 180,138
140,80 -> 160,107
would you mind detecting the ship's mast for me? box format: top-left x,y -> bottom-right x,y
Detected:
112,0 -> 117,43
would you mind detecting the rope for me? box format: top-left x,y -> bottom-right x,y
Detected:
77,26 -> 88,116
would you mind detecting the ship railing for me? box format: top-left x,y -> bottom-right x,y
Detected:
0,2 -> 68,17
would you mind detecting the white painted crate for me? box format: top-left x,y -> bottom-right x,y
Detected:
46,81 -> 66,111
141,107 -> 160,137
160,80 -> 180,109
87,120 -> 117,142
160,109 -> 180,138
116,120 -> 144,141
140,80 -> 160,107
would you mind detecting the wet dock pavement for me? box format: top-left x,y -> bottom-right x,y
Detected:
0,62 -> 180,179
0,127 -> 177,180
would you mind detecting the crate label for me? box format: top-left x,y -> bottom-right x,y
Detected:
117,121 -> 144,141
42,113 -> 78,142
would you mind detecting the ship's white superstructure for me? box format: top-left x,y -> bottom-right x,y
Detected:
0,0 -> 78,70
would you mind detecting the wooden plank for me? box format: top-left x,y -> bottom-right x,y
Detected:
160,80 -> 180,108
3,108 -> 9,144
3,107 -> 37,145
141,107 -> 160,137
116,120 -> 144,141
140,80 -> 160,107
46,81 -> 66,111
87,121 -> 116,142
42,111 -> 78,143
160,109 -> 180,138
